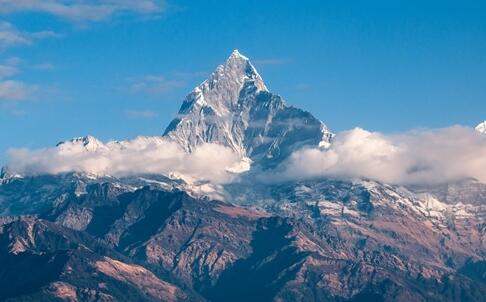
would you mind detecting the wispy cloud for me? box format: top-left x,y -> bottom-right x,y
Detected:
3,57 -> 56,72
130,75 -> 186,96
128,71 -> 206,97
0,22 -> 30,50
171,71 -> 208,78
0,56 -> 24,79
253,58 -> 291,66
4,57 -> 23,66
0,0 -> 165,23
0,58 -> 50,104
294,83 -> 311,91
31,63 -> 55,71
0,22 -> 58,51
0,64 -> 18,79
125,110 -> 158,119
0,80 -> 38,102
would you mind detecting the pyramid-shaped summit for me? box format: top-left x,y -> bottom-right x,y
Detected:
164,50 -> 332,168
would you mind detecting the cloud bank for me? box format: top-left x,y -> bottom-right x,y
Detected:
269,126 -> 486,185
5,126 -> 486,186
6,136 -> 241,184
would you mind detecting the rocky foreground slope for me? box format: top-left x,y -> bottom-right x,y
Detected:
2,176 -> 486,302
1,51 -> 486,301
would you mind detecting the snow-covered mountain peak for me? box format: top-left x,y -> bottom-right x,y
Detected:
164,50 -> 332,168
228,49 -> 247,60
476,121 -> 486,134
224,49 -> 263,83
192,49 -> 267,113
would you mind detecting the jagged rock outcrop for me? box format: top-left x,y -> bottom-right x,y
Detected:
0,218 -> 193,302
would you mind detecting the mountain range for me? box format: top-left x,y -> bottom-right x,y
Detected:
1,51 -> 486,302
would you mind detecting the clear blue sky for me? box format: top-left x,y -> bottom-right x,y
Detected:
1,0 -> 485,164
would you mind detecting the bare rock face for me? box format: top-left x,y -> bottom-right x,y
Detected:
57,185 -> 262,290
0,218 -> 194,302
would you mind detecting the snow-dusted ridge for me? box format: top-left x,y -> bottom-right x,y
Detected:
56,135 -> 170,152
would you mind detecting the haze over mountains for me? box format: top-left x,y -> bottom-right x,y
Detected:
1,51 -> 486,302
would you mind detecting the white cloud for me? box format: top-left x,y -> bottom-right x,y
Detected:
0,80 -> 37,102
7,125 -> 486,186
0,0 -> 165,22
0,22 -> 58,51
6,136 -> 242,184
269,126 -> 486,185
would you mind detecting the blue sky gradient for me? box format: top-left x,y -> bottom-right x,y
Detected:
0,0 -> 485,163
